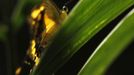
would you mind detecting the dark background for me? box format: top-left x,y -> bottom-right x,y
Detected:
0,0 -> 134,75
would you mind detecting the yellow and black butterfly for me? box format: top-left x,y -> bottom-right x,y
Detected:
15,0 -> 78,75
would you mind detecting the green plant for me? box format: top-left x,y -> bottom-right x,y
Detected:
0,0 -> 134,75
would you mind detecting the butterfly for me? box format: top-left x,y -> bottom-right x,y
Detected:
15,0 -> 78,75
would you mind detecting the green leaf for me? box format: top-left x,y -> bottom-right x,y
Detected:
31,0 -> 134,75
78,9 -> 134,75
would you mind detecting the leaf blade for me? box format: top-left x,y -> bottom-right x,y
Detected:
31,0 -> 134,75
78,8 -> 134,75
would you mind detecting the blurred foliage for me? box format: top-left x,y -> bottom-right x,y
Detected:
0,0 -> 134,75
0,24 -> 8,41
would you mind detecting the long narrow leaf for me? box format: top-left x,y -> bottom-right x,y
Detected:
32,0 -> 134,75
78,8 -> 134,75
